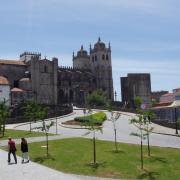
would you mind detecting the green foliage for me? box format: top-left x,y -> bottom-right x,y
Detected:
24,101 -> 40,122
0,100 -> 10,137
74,112 -> 107,126
151,99 -> 157,107
24,101 -> 49,132
0,129 -> 53,140
134,96 -> 142,109
85,90 -> 108,108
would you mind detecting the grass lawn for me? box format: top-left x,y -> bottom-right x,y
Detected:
13,138 -> 180,179
0,129 -> 52,140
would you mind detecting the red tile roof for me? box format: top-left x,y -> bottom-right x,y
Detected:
0,76 -> 9,85
161,93 -> 173,97
0,59 -> 26,66
19,78 -> 31,82
173,87 -> 180,91
152,102 -> 173,109
11,88 -> 24,92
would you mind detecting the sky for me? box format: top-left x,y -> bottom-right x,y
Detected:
0,0 -> 180,101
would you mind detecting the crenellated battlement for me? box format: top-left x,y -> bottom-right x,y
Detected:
20,51 -> 41,58
59,66 -> 91,72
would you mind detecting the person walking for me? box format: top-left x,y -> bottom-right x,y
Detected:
21,138 -> 29,163
8,137 -> 17,164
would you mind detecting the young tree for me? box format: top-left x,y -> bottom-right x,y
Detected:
83,108 -> 103,166
24,101 -> 39,133
35,106 -> 53,157
134,96 -> 156,156
109,111 -> 121,152
0,100 -> 10,137
142,111 -> 156,156
130,115 -> 147,170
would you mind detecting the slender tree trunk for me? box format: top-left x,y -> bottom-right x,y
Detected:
46,133 -> 49,157
2,121 -> 5,137
56,117 -> 58,135
0,123 -> 2,136
114,128 -> 118,151
147,132 -> 150,156
29,121 -> 32,133
140,130 -> 143,170
93,131 -> 96,165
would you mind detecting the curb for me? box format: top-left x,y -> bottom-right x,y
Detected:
13,111 -> 76,128
152,131 -> 180,137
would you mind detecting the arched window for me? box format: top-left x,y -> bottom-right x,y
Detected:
44,65 -> 48,73
92,56 -> 94,63
102,54 -> 105,60
106,54 -> 108,60
95,55 -> 97,61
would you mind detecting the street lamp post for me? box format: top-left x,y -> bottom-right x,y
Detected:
174,107 -> 178,135
54,106 -> 58,135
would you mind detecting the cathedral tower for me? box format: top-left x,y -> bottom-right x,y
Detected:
73,45 -> 90,69
90,38 -> 114,100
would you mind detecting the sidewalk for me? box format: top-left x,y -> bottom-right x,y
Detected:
151,123 -> 180,137
120,111 -> 180,137
0,149 -> 114,180
0,149 -> 80,180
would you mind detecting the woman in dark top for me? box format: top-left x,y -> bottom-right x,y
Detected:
21,138 -> 29,163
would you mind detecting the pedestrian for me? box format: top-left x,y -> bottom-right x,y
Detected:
21,138 -> 29,163
8,137 -> 17,164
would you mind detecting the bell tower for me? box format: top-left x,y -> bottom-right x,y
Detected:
90,38 -> 114,100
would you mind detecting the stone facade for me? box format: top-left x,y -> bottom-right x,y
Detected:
121,73 -> 151,107
73,38 -> 114,100
0,38 -> 114,106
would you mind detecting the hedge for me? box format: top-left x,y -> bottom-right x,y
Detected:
74,112 -> 107,125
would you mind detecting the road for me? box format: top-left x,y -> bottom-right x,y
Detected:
6,109 -> 180,149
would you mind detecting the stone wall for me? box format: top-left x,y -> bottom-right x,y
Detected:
0,64 -> 27,88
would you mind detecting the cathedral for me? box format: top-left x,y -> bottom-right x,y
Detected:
0,38 -> 114,106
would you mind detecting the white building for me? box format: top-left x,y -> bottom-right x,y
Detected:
0,76 -> 10,106
173,87 -> 180,100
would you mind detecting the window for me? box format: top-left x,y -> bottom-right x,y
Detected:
102,54 -> 105,60
92,56 -> 94,63
95,55 -> 97,61
44,65 -> 48,73
106,54 -> 108,60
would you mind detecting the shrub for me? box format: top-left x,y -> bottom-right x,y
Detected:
74,112 -> 107,125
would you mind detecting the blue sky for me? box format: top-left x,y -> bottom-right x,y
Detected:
0,0 -> 180,100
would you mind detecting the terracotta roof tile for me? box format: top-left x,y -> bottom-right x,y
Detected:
0,76 -> 9,85
0,59 -> 26,66
161,93 -> 173,97
19,78 -> 31,82
11,88 -> 24,92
